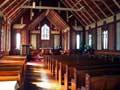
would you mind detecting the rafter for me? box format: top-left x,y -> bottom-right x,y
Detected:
83,9 -> 96,22
5,0 -> 25,16
77,1 -> 96,22
73,0 -> 81,8
7,0 -> 28,18
2,0 -> 18,12
90,0 -> 108,18
62,1 -> 85,26
101,0 -> 114,15
0,0 -> 9,8
8,9 -> 22,22
12,9 -> 25,23
64,0 -> 88,25
47,10 -> 69,30
45,9 -> 50,16
21,5 -> 85,12
83,0 -> 101,20
69,0 -> 92,24
66,11 -> 69,22
71,12 -> 85,26
112,0 -> 120,9
26,12 -> 46,30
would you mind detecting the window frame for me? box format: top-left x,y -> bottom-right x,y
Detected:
102,30 -> 109,50
41,24 -> 50,40
16,33 -> 21,50
88,33 -> 92,47
76,33 -> 81,49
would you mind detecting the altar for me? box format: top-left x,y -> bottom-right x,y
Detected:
39,48 -> 53,55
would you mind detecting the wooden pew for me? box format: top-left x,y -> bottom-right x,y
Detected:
1,55 -> 26,60
71,65 -> 120,90
44,55 -> 120,90
89,75 -> 120,90
0,55 -> 26,89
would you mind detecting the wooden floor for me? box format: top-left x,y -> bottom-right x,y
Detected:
24,61 -> 64,90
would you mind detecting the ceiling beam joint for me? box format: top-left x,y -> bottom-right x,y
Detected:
112,0 -> 120,9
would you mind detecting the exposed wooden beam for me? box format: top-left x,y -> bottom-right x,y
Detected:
21,5 -> 84,12
71,12 -> 85,26
47,10 -> 69,30
69,0 -> 92,24
5,0 -> 25,16
53,10 -> 68,27
0,0 -> 9,8
112,0 -> 120,9
12,9 -> 25,23
78,1 -> 96,22
66,11 -> 69,22
8,9 -> 22,22
2,0 -> 18,12
62,1 -> 85,26
73,0 -> 81,8
83,9 -> 96,22
7,0 -> 28,18
83,0 -> 101,20
64,0 -> 88,25
67,15 -> 73,19
45,9 -> 50,16
62,2 -> 86,27
58,1 -> 61,13
26,12 -> 46,30
101,0 -> 114,15
90,0 -> 108,18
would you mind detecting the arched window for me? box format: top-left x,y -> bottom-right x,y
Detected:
16,33 -> 21,49
41,24 -> 50,40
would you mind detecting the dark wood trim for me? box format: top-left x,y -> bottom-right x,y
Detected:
95,22 -> 97,50
83,27 -> 85,48
86,19 -> 120,31
114,15 -> 117,50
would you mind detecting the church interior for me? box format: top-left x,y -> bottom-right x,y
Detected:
0,0 -> 120,90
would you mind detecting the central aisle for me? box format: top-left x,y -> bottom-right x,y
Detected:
23,61 -> 63,90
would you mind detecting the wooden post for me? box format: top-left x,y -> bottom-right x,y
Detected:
71,68 -> 77,90
85,73 -> 90,90
55,60 -> 58,80
59,62 -> 62,84
64,65 -> 69,90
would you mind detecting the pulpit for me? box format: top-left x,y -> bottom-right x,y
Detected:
21,44 -> 32,55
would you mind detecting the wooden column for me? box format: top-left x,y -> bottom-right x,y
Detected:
10,24 -> 16,54
83,27 -> 86,49
60,30 -> 62,49
95,22 -> 97,50
0,15 -> 4,51
0,17 -> 2,51
114,15 -> 117,50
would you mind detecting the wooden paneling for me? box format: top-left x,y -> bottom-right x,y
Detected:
116,21 -> 120,50
97,28 -> 102,50
71,31 -> 76,49
108,23 -> 115,50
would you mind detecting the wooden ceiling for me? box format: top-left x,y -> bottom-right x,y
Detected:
62,0 -> 120,26
0,0 -> 30,22
0,0 -> 120,26
23,10 -> 69,31
47,10 -> 69,30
